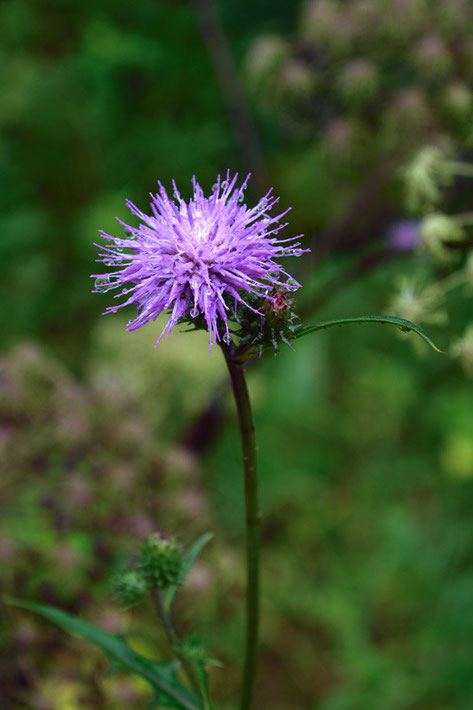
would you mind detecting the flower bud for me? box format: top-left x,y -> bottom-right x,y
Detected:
238,287 -> 300,356
388,89 -> 430,142
174,635 -> 221,668
373,0 -> 426,45
244,34 -> 289,87
300,0 -> 354,53
322,118 -> 361,165
389,277 -> 447,326
451,324 -> 473,378
419,213 -> 463,261
174,635 -> 207,664
442,83 -> 473,121
402,146 -> 453,213
278,59 -> 316,102
299,0 -> 338,42
437,0 -> 470,34
411,35 -> 452,78
139,532 -> 184,589
387,219 -> 419,252
337,58 -> 379,106
112,570 -> 147,607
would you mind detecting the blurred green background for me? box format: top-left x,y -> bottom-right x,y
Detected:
2,0 -> 473,708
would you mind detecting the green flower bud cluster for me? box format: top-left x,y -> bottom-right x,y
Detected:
139,532 -> 184,590
112,570 -> 147,608
244,34 -> 290,86
245,0 -> 473,172
403,147 -> 454,213
442,83 -> 473,122
238,287 -> 300,357
337,59 -> 379,106
174,635 -> 221,668
451,324 -> 473,378
419,213 -> 464,261
388,276 -> 447,328
111,532 -> 185,607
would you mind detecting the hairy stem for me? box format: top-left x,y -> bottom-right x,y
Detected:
151,588 -> 202,699
222,345 -> 260,710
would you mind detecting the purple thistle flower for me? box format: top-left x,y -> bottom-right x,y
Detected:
388,219 -> 420,253
92,172 -> 307,351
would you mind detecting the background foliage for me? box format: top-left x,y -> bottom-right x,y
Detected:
2,1 -> 473,709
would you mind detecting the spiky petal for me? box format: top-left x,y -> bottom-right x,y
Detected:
92,172 -> 307,350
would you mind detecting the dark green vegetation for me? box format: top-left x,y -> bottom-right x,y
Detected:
2,1 -> 473,709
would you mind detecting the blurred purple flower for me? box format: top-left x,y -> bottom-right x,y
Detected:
388,219 -> 420,252
93,173 -> 306,350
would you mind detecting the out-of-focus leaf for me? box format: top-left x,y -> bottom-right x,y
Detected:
164,533 -> 213,611
7,598 -> 201,710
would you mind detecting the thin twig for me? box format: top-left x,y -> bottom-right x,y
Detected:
151,588 -> 202,699
191,0 -> 268,196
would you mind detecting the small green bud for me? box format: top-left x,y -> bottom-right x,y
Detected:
139,532 -> 184,589
278,59 -> 316,102
411,34 -> 452,78
337,59 -> 379,105
388,276 -> 447,327
442,83 -> 473,120
112,570 -> 147,607
244,34 -> 289,87
402,146 -> 454,213
174,635 -> 222,668
388,89 -> 430,140
299,0 -> 340,45
451,324 -> 473,378
419,213 -> 463,261
322,118 -> 360,165
237,287 -> 300,356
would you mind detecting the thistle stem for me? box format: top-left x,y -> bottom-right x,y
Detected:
151,588 -> 202,699
222,345 -> 260,710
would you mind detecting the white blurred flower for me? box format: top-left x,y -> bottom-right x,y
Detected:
389,277 -> 447,326
451,323 -> 473,377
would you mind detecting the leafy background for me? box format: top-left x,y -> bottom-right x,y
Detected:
2,0 -> 473,709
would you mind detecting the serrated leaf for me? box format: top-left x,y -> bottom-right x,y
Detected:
295,316 -> 443,353
164,533 -> 213,611
7,598 -> 201,710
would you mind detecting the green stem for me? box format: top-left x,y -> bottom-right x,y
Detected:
151,588 -> 203,700
448,161 -> 473,177
222,345 -> 260,710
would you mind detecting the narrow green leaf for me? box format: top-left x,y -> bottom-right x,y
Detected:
164,533 -> 213,611
7,598 -> 201,710
295,316 -> 443,353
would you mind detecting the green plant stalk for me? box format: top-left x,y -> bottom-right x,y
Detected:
151,588 -> 203,700
222,345 -> 260,710
448,161 -> 473,177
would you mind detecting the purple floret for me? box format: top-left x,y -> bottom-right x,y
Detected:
92,172 -> 307,350
388,219 -> 420,252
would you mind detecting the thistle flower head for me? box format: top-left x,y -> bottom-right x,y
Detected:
139,532 -> 184,590
93,173 -> 307,351
112,570 -> 148,608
